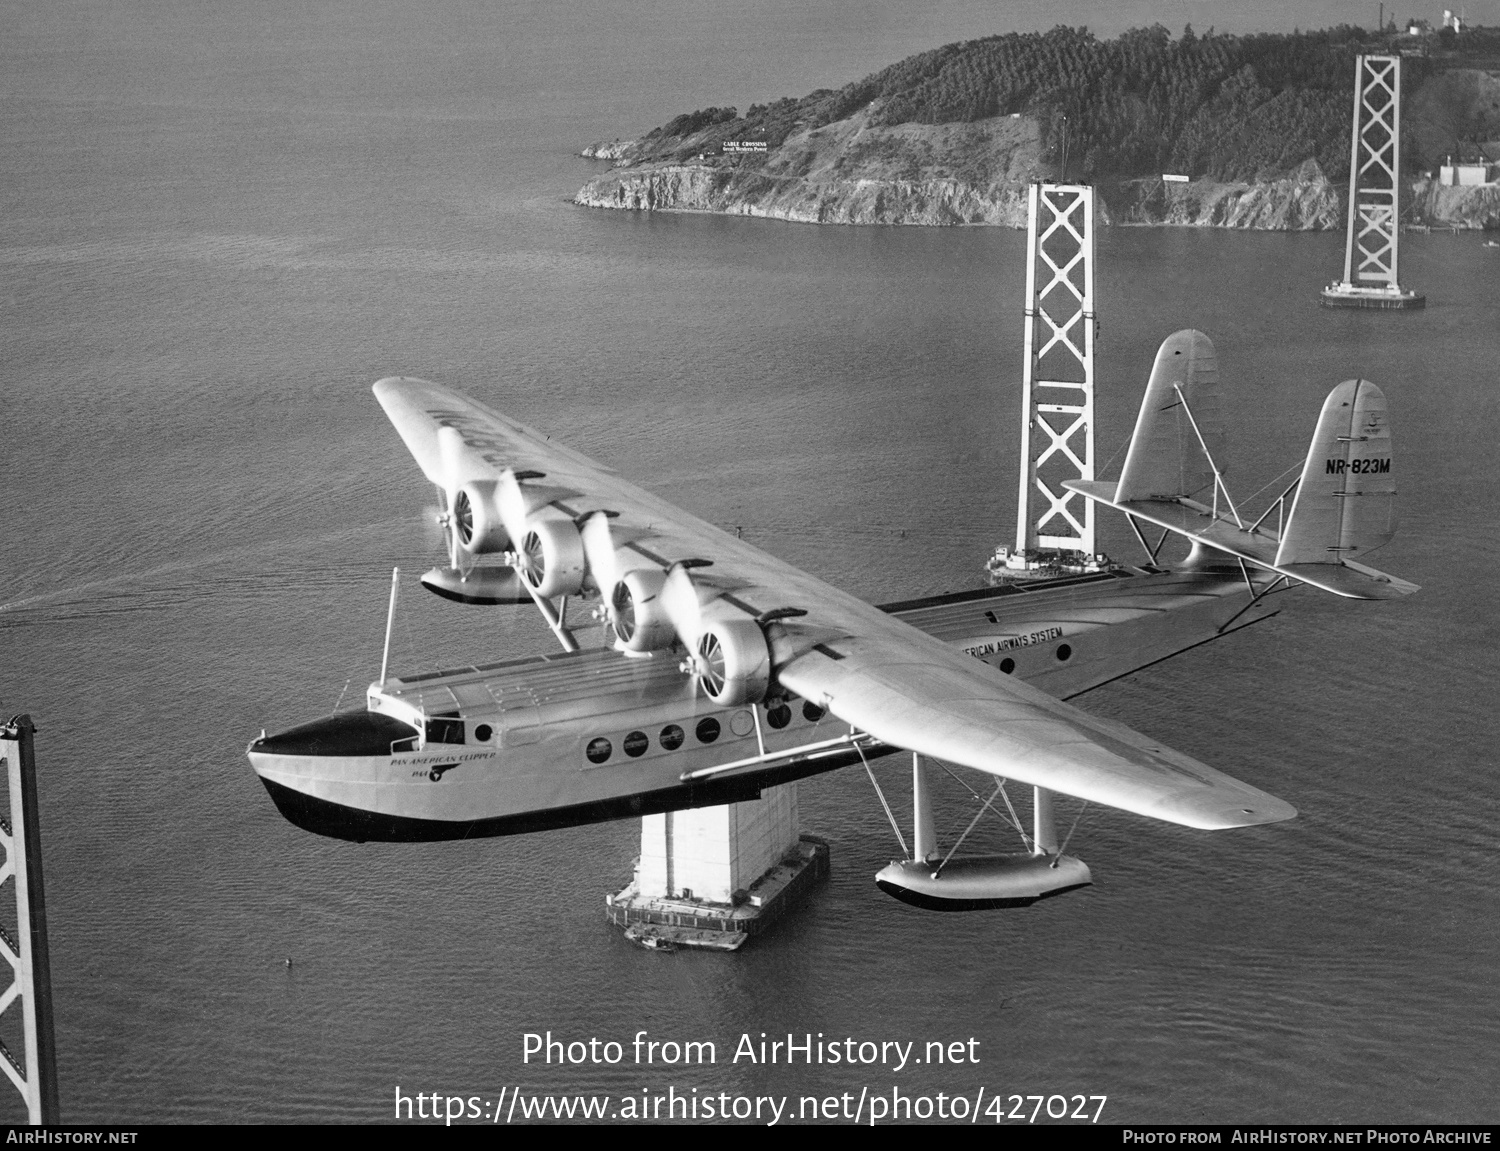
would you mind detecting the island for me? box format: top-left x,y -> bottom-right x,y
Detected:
577,24 -> 1500,230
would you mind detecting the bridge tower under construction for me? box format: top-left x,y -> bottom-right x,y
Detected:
988,183 -> 1104,583
1322,54 -> 1425,310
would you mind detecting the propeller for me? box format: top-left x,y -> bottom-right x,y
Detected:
434,427 -> 500,576
579,511 -> 624,599
423,496 -> 457,570
661,563 -> 769,702
661,563 -> 714,658
494,468 -> 586,597
496,468 -> 548,587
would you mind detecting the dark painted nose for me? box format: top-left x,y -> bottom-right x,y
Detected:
250,711 -> 418,758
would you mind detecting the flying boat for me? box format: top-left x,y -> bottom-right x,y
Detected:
248,329 -> 1416,910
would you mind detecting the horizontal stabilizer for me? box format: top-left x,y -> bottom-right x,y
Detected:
1066,480 -> 1417,599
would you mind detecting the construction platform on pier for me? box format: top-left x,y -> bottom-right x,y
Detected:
1320,282 -> 1426,310
606,835 -> 830,952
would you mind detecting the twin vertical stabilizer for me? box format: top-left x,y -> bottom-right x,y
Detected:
1114,329 -> 1224,502
1064,330 -> 1417,600
1275,380 -> 1397,566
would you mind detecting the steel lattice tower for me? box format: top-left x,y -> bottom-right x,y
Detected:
0,717 -> 58,1125
1323,54 -> 1424,309
1015,183 -> 1097,556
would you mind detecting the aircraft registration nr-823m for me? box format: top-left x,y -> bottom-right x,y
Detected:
248,330 -> 1417,910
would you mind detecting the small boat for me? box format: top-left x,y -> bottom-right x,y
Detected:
1483,239 -> 1499,249
623,924 -> 678,952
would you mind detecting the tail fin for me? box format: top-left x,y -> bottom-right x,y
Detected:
1115,330 -> 1225,502
1275,380 -> 1397,567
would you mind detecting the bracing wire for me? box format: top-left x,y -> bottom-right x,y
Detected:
1238,460 -> 1304,512
934,759 -> 1033,852
1053,801 -> 1089,867
933,780 -> 1006,878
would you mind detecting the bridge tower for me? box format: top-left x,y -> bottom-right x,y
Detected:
0,716 -> 59,1124
1322,54 -> 1425,309
1013,183 -> 1098,562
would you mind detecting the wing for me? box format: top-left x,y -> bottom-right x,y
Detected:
376,377 -> 1295,831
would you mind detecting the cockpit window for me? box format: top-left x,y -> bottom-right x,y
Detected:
425,714 -> 465,745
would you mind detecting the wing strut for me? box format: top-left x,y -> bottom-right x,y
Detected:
1172,383 -> 1243,528
856,741 -> 909,858
1124,515 -> 1171,565
518,581 -> 578,653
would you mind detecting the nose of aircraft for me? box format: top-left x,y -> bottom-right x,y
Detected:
248,711 -> 419,759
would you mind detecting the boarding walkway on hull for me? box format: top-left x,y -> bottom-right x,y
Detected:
365,565 -> 1280,739
881,564 -> 1283,699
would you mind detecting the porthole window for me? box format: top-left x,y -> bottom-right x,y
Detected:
623,730 -> 649,758
695,717 -> 721,744
1056,644 -> 1072,662
659,724 -> 685,751
766,704 -> 792,729
802,701 -> 825,722
474,724 -> 493,743
999,658 -> 1015,674
586,737 -> 612,764
729,710 -> 755,737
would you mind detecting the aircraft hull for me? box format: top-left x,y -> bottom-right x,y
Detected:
250,569 -> 1283,840
248,697 -> 888,842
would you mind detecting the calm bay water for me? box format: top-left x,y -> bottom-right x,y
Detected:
2,1 -> 1498,1124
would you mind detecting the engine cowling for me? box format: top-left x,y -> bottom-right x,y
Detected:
451,480 -> 510,556
694,617 -> 771,706
611,568 -> 675,653
519,515 -> 586,598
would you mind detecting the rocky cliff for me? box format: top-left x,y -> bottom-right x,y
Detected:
1112,160 -> 1341,229
576,109 -> 1048,226
1412,179 -> 1500,229
576,117 -> 1341,230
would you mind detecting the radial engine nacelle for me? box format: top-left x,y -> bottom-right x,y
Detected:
610,568 -> 675,653
449,479 -> 510,556
515,513 -> 587,599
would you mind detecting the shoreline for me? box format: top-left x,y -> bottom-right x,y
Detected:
574,157 -> 1500,232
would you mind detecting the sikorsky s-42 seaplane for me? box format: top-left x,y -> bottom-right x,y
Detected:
248,329 -> 1416,910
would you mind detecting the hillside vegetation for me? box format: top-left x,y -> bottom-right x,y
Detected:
625,24 -> 1500,182
578,25 -> 1500,229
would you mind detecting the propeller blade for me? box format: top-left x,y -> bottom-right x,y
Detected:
495,469 -> 538,575
579,511 -> 621,597
660,563 -> 709,653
